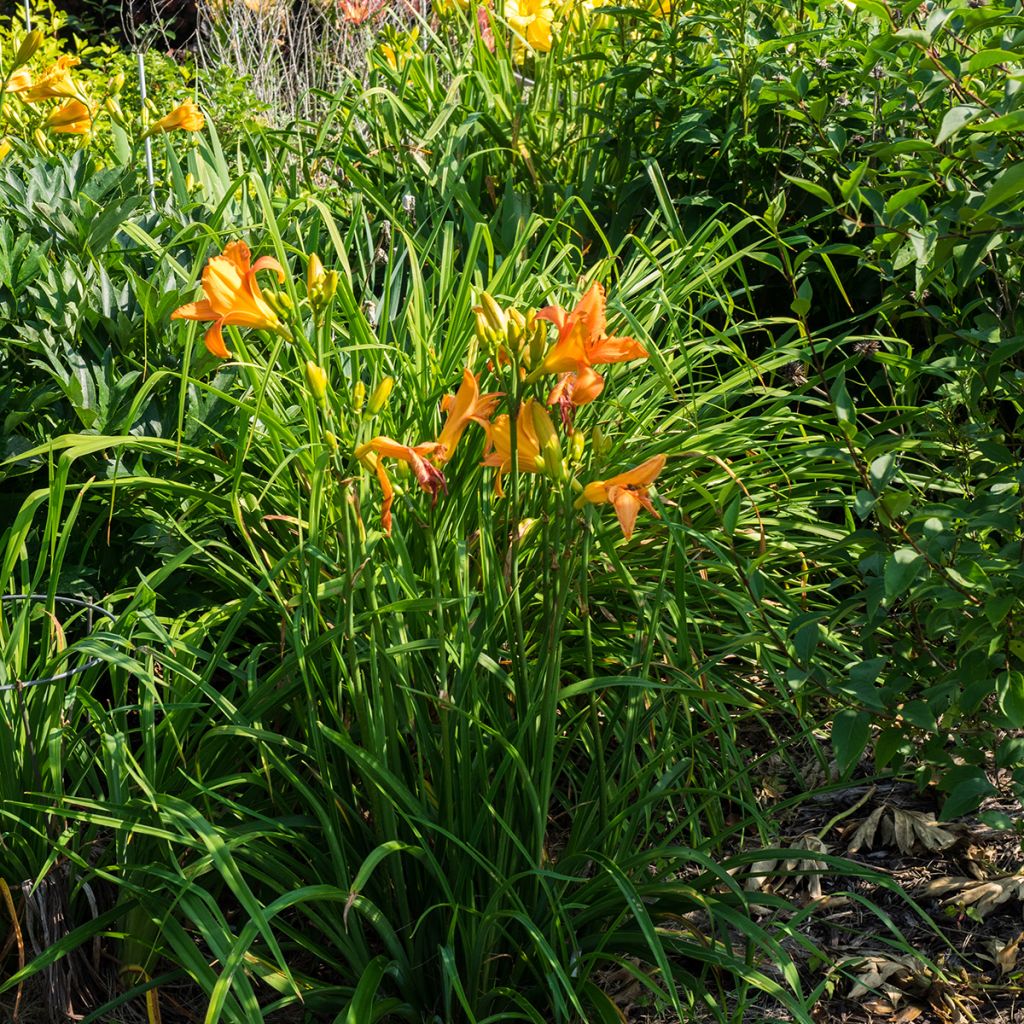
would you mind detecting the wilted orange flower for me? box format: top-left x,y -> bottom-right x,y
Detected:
435,369 -> 502,463
20,55 -> 82,103
171,240 -> 285,358
355,436 -> 446,534
579,454 -> 666,541
148,98 -> 205,135
535,283 -> 647,408
46,99 -> 91,135
481,398 -> 549,496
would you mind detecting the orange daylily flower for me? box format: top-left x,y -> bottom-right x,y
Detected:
435,369 -> 502,463
171,240 -> 286,358
481,398 -> 548,496
19,56 -> 82,103
535,282 -> 648,407
148,98 -> 205,135
355,436 -> 446,535
579,454 -> 666,541
46,99 -> 91,135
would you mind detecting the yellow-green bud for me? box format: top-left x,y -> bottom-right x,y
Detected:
263,289 -> 293,319
305,361 -> 328,403
478,292 -> 508,335
531,403 -> 565,481
367,376 -> 393,415
353,380 -> 367,412
32,129 -> 50,156
104,96 -> 129,129
307,253 -> 325,292
592,424 -> 612,458
325,430 -> 339,453
14,30 -> 43,68
109,72 -> 126,96
529,321 -> 547,368
570,429 -> 585,463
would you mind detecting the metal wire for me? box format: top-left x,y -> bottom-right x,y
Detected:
0,595 -> 116,693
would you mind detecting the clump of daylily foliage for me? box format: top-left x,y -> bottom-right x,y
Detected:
171,241 -> 666,541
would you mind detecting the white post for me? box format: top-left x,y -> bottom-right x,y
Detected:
24,0 -> 31,31
137,51 -> 156,210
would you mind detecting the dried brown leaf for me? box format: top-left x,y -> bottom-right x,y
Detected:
847,804 -> 958,856
923,873 -> 1024,918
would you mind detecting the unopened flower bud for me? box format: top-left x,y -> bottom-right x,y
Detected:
367,376 -> 393,414
570,429 -> 585,463
305,361 -> 328,403
263,289 -> 293,319
109,72 -> 126,96
14,30 -> 43,68
592,424 -> 612,457
531,403 -> 565,480
325,430 -> 339,453
529,321 -> 547,367
353,380 -> 367,412
478,292 -> 508,335
307,253 -> 325,292
32,129 -> 50,155
104,96 -> 129,129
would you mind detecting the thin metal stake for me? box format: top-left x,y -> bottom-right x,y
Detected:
24,0 -> 31,31
137,50 -> 156,210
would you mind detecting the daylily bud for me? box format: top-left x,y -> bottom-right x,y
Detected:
531,402 -> 565,480
185,171 -> 196,191
367,376 -> 393,414
570,429 -> 585,463
478,292 -> 508,335
322,270 -> 339,305
263,289 -> 293,319
529,320 -> 547,367
592,424 -> 612,457
104,96 -> 129,129
325,430 -> 339,453
307,253 -> 325,293
32,129 -> 50,155
14,30 -> 43,68
305,361 -> 328,403
353,380 -> 367,412
109,72 -> 126,96
0,139 -> 10,163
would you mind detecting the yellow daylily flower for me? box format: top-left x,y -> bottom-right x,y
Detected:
46,99 -> 92,135
148,98 -> 205,135
506,0 -> 554,62
171,240 -> 286,358
578,454 -> 666,540
20,56 -> 83,103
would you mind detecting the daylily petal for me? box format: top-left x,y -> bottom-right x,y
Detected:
571,365 -> 605,406
608,486 -> 642,541
587,334 -> 648,365
171,299 -> 219,321
204,320 -> 232,359
251,255 -> 286,282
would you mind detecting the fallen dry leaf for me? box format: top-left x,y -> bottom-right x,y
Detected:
923,873 -> 1024,919
847,805 -> 959,856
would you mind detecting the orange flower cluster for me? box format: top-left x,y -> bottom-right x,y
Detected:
169,243 -> 666,541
